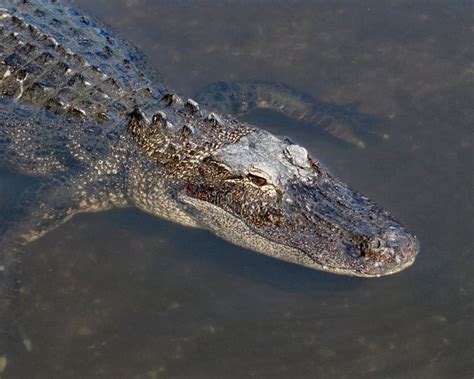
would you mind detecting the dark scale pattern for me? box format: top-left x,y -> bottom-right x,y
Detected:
127,101 -> 256,179
0,1 -> 163,127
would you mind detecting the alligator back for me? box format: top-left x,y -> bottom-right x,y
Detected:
0,0 -> 164,175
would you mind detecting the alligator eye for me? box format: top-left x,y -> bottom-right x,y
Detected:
247,173 -> 268,186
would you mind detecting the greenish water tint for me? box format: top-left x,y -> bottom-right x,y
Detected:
3,0 -> 472,377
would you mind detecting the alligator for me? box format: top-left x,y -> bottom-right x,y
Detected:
0,0 -> 419,372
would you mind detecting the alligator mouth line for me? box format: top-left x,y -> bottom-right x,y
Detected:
255,232 -> 418,278
249,226 -> 418,278
180,192 -> 418,278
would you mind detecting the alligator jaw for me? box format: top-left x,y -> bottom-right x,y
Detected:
179,190 -> 419,278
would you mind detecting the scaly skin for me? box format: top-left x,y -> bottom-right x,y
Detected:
0,0 -> 419,372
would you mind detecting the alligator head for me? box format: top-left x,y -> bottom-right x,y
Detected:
128,101 -> 418,277
178,129 -> 418,277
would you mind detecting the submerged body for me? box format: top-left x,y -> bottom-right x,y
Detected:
0,0 -> 418,372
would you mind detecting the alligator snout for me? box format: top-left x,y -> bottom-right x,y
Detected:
275,171 -> 420,277
356,230 -> 419,275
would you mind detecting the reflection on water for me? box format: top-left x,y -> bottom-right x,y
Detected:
2,0 -> 472,378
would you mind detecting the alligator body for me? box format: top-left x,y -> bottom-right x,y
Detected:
0,0 -> 419,372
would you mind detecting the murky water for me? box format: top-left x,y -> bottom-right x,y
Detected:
2,0 -> 473,378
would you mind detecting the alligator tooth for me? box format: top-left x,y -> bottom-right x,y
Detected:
185,98 -> 200,113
